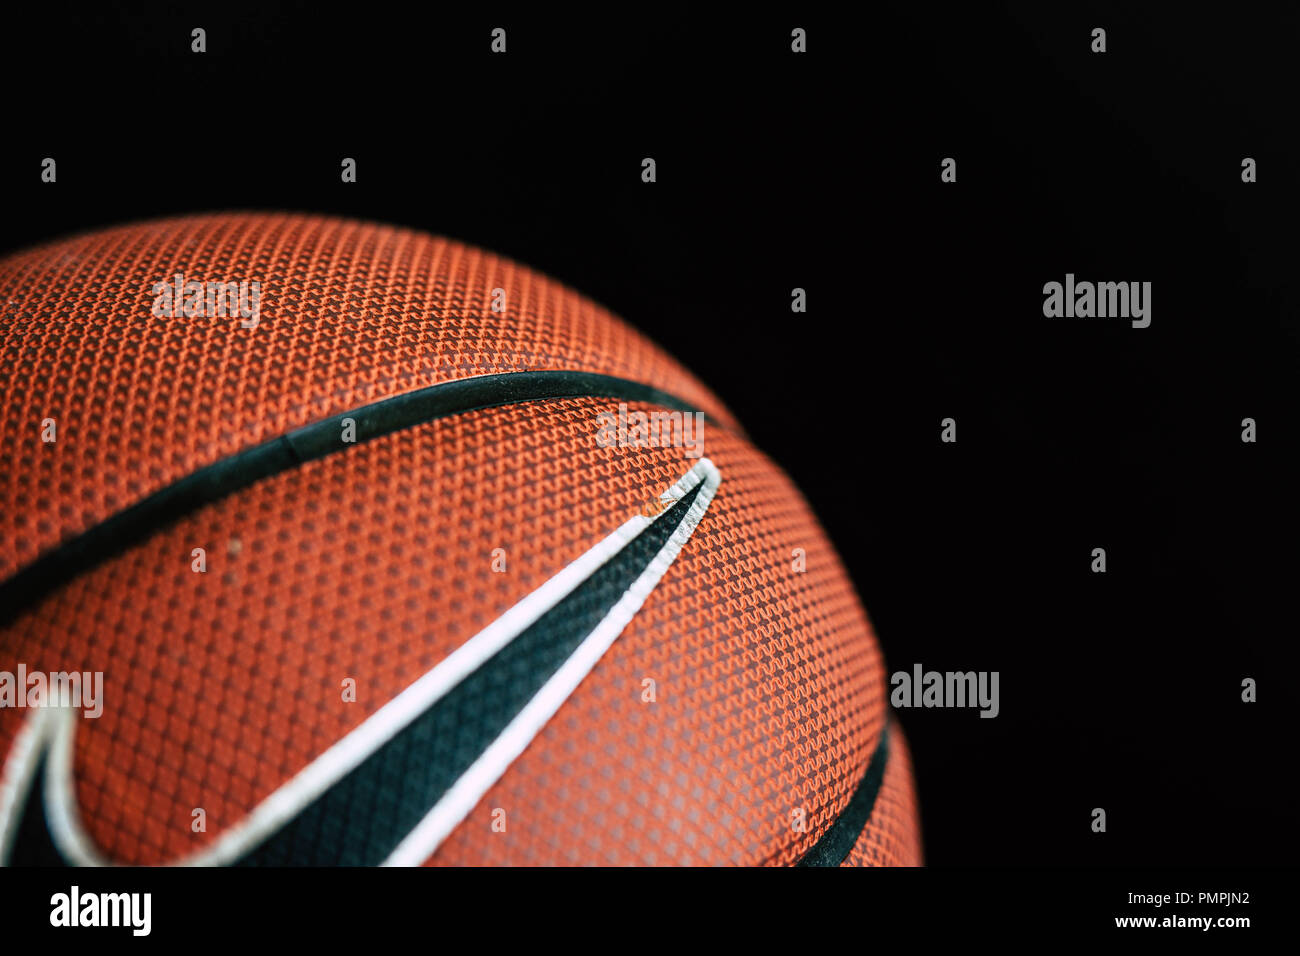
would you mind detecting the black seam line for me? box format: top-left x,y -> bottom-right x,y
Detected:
0,370 -> 720,627
795,723 -> 892,867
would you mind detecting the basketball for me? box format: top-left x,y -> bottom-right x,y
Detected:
0,213 -> 920,866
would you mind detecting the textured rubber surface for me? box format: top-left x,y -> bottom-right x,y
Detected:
0,369 -> 712,626
0,213 -> 737,581
0,216 -> 921,866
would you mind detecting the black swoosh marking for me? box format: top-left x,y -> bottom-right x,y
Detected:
239,482 -> 704,866
795,724 -> 892,867
8,750 -> 63,867
0,370 -> 715,626
8,484 -> 705,867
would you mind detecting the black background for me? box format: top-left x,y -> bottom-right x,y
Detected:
1,3 -> 1294,867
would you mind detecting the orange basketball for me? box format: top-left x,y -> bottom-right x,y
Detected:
0,213 -> 920,866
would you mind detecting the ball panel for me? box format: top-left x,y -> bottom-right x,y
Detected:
0,213 -> 735,581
